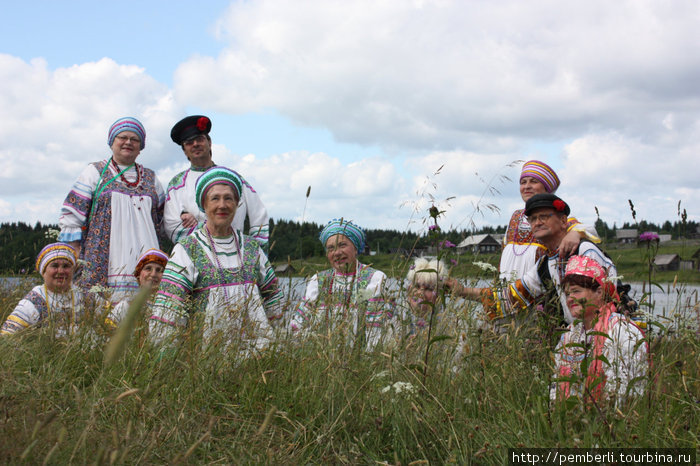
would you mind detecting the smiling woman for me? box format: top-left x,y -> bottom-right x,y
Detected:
551,255 -> 649,404
1,243 -> 107,336
149,167 -> 283,352
290,218 -> 390,350
58,117 -> 165,303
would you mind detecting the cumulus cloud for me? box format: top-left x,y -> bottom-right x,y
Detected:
170,0 -> 700,226
0,55 -> 180,223
174,0 -> 700,148
3,0 -> 700,232
212,148 -> 415,229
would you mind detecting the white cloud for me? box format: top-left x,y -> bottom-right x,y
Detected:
2,0 -> 700,234
0,55 -> 183,224
174,0 -> 700,148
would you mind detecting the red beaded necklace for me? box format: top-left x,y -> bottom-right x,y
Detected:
112,159 -> 141,188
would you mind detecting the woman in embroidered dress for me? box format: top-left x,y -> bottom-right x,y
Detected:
290,219 -> 388,349
58,117 -> 164,303
499,160 -> 599,283
550,255 -> 649,404
149,167 -> 283,350
107,248 -> 168,327
1,243 -> 105,336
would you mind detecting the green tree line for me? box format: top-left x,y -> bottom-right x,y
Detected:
1,217 -> 697,273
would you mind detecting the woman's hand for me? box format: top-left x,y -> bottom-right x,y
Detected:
444,277 -> 466,298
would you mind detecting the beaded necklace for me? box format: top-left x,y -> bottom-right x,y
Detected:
326,261 -> 362,319
87,157 -> 135,221
204,223 -> 241,302
511,210 -> 535,257
112,158 -> 141,188
44,284 -> 75,331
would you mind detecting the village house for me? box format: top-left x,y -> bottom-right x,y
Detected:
653,254 -> 680,272
457,234 -> 501,254
615,229 -> 638,244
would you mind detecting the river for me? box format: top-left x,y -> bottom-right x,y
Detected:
3,276 -> 698,328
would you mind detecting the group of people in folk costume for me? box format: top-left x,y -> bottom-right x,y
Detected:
1,116 -> 649,405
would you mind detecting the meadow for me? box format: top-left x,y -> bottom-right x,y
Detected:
0,271 -> 697,464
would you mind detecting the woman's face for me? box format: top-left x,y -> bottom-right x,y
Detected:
325,234 -> 358,273
111,130 -> 142,165
203,184 -> 238,233
42,258 -> 74,292
565,283 -> 603,321
408,281 -> 438,317
519,176 -> 547,202
138,262 -> 165,289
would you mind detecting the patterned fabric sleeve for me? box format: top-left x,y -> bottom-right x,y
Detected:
485,260 -> 543,320
290,274 -> 321,331
238,174 -> 270,250
566,216 -> 601,243
1,291 -> 43,335
254,243 -> 284,326
149,243 -> 198,342
163,171 -> 194,243
58,163 -> 101,242
603,317 -> 649,397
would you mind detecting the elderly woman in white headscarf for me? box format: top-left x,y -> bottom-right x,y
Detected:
1,243 -> 106,336
149,167 -> 283,350
404,257 -> 449,334
290,219 -> 389,348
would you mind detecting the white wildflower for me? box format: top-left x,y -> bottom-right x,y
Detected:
44,228 -> 61,240
472,261 -> 497,273
392,381 -> 416,394
380,381 -> 416,396
604,274 -> 624,283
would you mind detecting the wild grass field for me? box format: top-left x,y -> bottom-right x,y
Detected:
0,275 -> 697,464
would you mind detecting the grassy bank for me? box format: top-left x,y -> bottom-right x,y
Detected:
0,281 -> 697,463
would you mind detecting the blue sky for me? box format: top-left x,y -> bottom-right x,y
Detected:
1,0 -> 699,234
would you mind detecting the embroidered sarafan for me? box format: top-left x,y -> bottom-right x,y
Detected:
290,262 -> 389,349
59,159 -> 164,302
1,285 -> 106,337
149,227 -> 282,348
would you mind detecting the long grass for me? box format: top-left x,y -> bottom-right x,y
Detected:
0,276 -> 697,464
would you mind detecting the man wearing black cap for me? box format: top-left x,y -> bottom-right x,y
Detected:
164,115 -> 269,248
448,193 -> 616,327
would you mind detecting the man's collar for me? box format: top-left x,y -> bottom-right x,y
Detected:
190,161 -> 216,172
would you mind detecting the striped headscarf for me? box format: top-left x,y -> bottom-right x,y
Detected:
108,117 -> 146,149
133,248 -> 169,278
36,243 -> 77,273
520,160 -> 560,193
319,219 -> 366,253
194,166 -> 243,212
